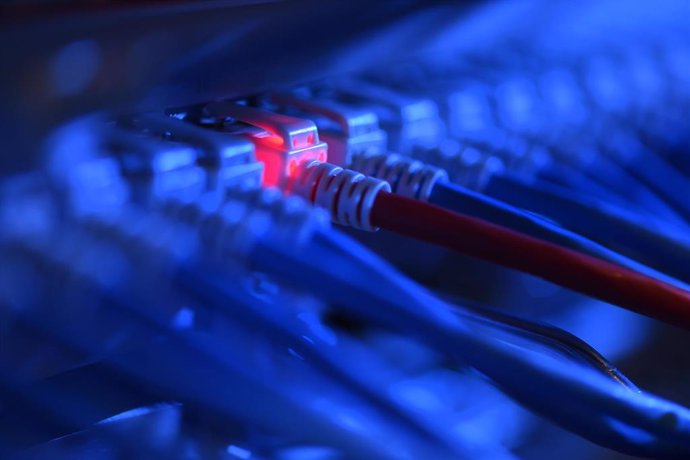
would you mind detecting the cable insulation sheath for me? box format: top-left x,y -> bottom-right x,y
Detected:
371,191 -> 690,330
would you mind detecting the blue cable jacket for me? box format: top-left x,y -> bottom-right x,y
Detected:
574,155 -> 686,224
175,265 -> 466,455
251,231 -> 690,457
535,159 -> 686,225
483,174 -> 690,284
427,180 -> 687,287
535,163 -> 633,209
622,148 -> 690,219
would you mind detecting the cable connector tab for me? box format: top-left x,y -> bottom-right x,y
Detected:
287,161 -> 391,232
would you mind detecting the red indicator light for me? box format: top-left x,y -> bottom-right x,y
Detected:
317,150 -> 327,162
255,144 -> 283,187
288,159 -> 298,176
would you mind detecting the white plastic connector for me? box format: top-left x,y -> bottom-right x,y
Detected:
204,102 -> 328,188
349,152 -> 448,202
287,161 -> 391,232
163,188 -> 330,259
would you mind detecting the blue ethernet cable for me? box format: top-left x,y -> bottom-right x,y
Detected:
438,294 -> 638,391
0,342 -> 179,460
186,272 -> 517,458
470,126 -> 689,226
348,151 -> 687,287
83,207 -> 479,459
602,134 -> 690,221
460,56 -> 690,224
456,129 -> 685,224
488,119 -> 688,225
5,219 -> 440,460
0,234 -> 466,460
312,233 -> 690,455
426,180 -> 687,287
483,173 -> 690,284
174,266 -> 471,455
525,159 -> 633,209
458,329 -> 690,458
158,180 -> 647,392
425,88 -> 684,229
250,229 -> 690,458
558,59 -> 690,222
12,147 -> 690,458
535,150 -> 687,225
162,182 -> 648,390
258,83 -> 686,273
254,90 -> 662,278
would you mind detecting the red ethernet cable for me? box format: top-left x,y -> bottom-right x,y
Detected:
200,102 -> 690,330
371,191 -> 690,330
288,160 -> 690,330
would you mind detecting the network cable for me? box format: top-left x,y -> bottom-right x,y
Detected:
163,186 -> 640,395
71,51 -> 690,456
83,117 -> 652,442
483,173 -> 690,284
3,4 -> 690,459
194,101 -> 690,329
446,297 -> 639,392
322,69 -> 688,238
0,225 -> 467,460
600,132 -> 690,221
110,120 -> 648,404
425,180 -> 685,284
258,93 -> 690,291
247,220 -> 690,458
210,99 -> 684,285
368,188 -> 690,330
367,55 -> 689,227
538,144 -> 687,224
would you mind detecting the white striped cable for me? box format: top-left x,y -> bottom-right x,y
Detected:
288,161 -> 391,232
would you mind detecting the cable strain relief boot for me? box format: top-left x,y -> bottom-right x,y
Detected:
287,161 -> 391,232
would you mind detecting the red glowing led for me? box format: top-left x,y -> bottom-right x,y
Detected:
254,145 -> 283,187
287,159 -> 298,176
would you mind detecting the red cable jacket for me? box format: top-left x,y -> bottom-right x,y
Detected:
371,191 -> 690,330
